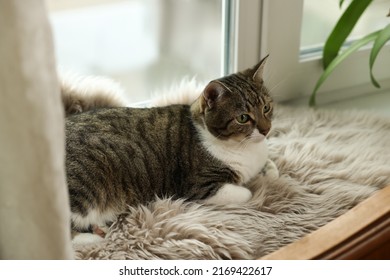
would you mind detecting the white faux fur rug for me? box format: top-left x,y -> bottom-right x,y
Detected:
73,102 -> 390,259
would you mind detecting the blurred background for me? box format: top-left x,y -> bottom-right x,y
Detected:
48,0 -> 222,103
47,0 -> 390,110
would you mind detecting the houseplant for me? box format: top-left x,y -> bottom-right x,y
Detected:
310,0 -> 390,106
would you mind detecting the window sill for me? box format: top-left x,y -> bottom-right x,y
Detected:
260,185 -> 390,260
282,82 -> 390,117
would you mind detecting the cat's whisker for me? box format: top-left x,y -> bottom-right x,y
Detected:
267,72 -> 293,95
236,135 -> 263,153
268,129 -> 285,137
238,140 -> 250,152
274,117 -> 300,122
233,138 -> 249,153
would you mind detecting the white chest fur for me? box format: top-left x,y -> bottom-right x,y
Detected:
196,125 -> 268,184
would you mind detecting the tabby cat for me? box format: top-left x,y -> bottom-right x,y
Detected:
65,56 -> 276,241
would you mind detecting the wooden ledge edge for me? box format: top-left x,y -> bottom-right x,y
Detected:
260,185 -> 390,260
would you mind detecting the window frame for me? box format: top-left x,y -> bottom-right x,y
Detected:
230,0 -> 390,105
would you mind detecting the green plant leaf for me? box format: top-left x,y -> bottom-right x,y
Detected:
323,0 -> 372,69
369,23 -> 390,88
339,0 -> 345,8
310,30 -> 380,107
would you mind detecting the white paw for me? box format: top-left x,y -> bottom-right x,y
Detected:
204,184 -> 252,205
72,233 -> 104,245
92,224 -> 109,238
261,159 -> 279,179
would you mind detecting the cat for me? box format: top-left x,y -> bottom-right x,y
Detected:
64,56 -> 278,243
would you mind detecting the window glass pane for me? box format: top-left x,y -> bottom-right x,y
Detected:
300,0 -> 389,56
47,0 -> 222,102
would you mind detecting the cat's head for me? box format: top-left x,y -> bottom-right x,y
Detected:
192,56 -> 273,143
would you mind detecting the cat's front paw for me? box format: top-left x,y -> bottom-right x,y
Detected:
260,159 -> 279,179
92,224 -> 109,238
204,184 -> 252,205
72,233 -> 104,245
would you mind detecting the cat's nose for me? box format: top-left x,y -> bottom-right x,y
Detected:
257,122 -> 271,136
260,127 -> 270,136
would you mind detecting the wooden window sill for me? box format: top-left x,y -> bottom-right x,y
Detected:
260,185 -> 390,260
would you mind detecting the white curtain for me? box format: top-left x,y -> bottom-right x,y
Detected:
0,0 -> 73,259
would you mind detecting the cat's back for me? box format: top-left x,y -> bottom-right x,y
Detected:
65,105 -> 199,210
65,104 -> 198,171
66,105 -> 193,140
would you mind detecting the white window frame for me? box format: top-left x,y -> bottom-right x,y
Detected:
228,0 -> 390,105
222,0 -> 262,75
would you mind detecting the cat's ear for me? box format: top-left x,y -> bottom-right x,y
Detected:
243,55 -> 269,85
201,81 -> 228,110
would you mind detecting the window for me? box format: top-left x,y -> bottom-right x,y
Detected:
49,0 -> 390,105
301,0 -> 389,57
256,0 -> 390,104
48,0 -> 222,103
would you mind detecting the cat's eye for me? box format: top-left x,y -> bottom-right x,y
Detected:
263,104 -> 272,113
236,114 -> 250,124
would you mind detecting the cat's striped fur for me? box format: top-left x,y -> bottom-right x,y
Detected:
65,57 -> 274,236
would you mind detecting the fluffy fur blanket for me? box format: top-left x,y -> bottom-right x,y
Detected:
65,79 -> 390,259
73,97 -> 390,259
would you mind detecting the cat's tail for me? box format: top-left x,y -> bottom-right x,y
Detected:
59,71 -> 130,116
149,77 -> 206,107
60,72 -> 205,113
